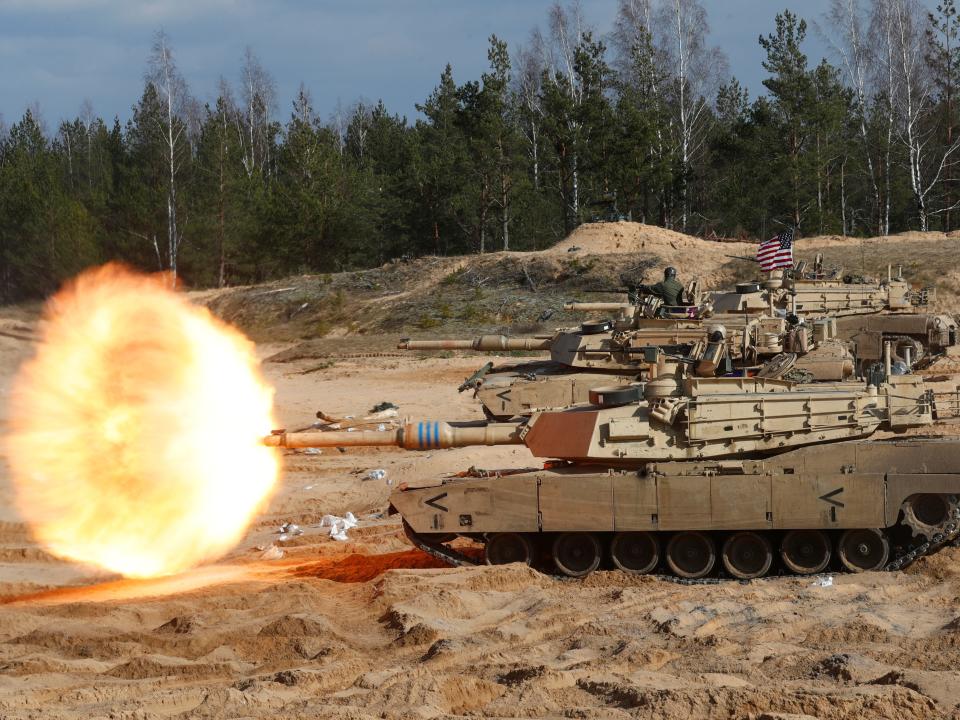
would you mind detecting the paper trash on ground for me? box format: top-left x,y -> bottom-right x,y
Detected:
320,512 -> 358,541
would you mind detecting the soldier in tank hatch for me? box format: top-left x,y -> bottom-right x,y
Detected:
640,267 -> 685,307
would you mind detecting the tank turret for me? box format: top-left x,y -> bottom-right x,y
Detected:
267,375 -> 933,462
400,316 -> 854,420
268,374 -> 960,580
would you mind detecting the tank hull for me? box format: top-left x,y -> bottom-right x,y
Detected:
391,438 -> 960,578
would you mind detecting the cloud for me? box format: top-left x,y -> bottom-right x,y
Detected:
3,0 -> 909,129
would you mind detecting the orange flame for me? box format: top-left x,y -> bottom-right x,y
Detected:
6,264 -> 279,578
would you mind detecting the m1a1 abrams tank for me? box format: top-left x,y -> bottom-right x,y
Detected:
711,263 -> 957,368
266,369 -> 960,580
399,311 -> 854,421
580,266 -> 955,366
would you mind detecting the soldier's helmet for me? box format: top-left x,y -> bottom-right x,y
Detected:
664,267 -> 677,280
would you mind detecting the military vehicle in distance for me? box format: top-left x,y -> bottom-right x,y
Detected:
400,302 -> 854,420
586,262 -> 954,367
267,356 -> 960,580
709,262 -> 956,369
401,259 -> 955,420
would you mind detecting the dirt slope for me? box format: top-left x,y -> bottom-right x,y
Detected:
200,223 -> 960,346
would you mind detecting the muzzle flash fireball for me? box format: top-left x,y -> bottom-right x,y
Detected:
6,265 -> 279,578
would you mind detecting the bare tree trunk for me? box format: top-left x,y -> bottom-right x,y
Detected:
841,157 -> 848,234
239,47 -> 276,178
531,123 -> 540,190
675,0 -> 689,231
62,128 -> 74,191
546,2 -> 586,228
166,90 -> 178,282
81,98 -> 95,192
884,2 -> 895,236
816,131 -> 824,233
147,31 -> 195,285
572,153 -> 579,224
218,111 -> 227,288
828,0 -> 883,233
498,136 -> 511,251
501,178 -> 510,250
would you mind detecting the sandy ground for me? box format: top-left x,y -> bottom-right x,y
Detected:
3,227 -> 960,718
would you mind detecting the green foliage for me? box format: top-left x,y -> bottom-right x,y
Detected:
3,5 -> 960,303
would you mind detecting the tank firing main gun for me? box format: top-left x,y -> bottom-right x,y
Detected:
267,372 -> 960,581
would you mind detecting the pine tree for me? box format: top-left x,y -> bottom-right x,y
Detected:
759,10 -> 814,230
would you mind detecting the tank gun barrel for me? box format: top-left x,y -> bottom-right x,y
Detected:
564,302 -> 632,313
398,335 -> 552,351
264,421 -> 525,450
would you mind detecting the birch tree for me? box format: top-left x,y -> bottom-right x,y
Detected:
239,46 -> 277,177
213,78 -> 238,287
145,29 -> 192,283
613,0 -> 726,229
823,0 -> 884,232
883,0 -> 960,229
656,0 -> 727,230
538,1 -> 589,225
926,0 -> 960,228
512,42 -> 544,191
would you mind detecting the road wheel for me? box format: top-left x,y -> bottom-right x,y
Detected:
610,532 -> 659,574
666,531 -> 716,579
780,529 -> 831,575
553,533 -> 602,577
838,528 -> 889,573
485,533 -> 534,566
722,532 -> 773,580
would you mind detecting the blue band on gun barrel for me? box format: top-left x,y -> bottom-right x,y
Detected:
418,422 -> 424,449
433,422 -> 439,448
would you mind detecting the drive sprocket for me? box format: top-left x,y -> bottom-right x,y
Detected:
899,493 -> 960,542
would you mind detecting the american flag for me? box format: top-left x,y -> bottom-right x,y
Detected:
756,229 -> 794,271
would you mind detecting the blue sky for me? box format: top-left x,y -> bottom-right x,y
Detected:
0,0 -> 935,128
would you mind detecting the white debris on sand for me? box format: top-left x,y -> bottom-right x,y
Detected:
276,523 -> 303,542
320,512 -> 358,541
259,544 -> 284,560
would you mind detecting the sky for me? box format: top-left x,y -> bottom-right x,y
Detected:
0,0 -> 938,129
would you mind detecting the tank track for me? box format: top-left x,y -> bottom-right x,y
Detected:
402,497 -> 960,583
402,521 -> 478,568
